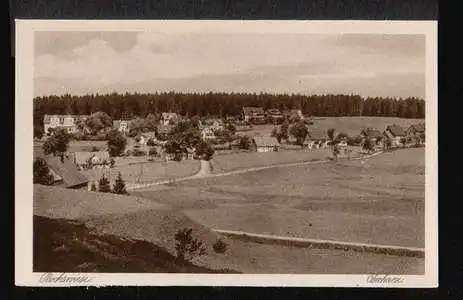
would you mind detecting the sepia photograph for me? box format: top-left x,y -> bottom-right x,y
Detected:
15,20 -> 437,287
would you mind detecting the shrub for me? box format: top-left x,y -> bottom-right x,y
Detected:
132,149 -> 146,157
107,129 -> 127,157
239,135 -> 252,150
98,175 -> 111,193
90,182 -> 97,191
212,239 -> 228,254
174,228 -> 207,262
148,147 -> 158,156
33,157 -> 54,185
146,138 -> 156,146
110,157 -> 115,167
111,172 -> 128,195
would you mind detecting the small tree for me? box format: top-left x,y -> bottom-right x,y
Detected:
196,141 -> 214,160
174,228 -> 207,263
42,128 -> 70,156
400,137 -> 407,148
90,182 -> 97,191
33,157 -> 54,185
107,129 -> 127,157
112,172 -> 127,195
110,157 -> 115,168
383,138 -> 392,151
213,239 -> 228,254
289,121 -> 309,146
98,175 -> 111,193
327,128 -> 336,141
362,138 -> 374,154
239,135 -> 252,150
280,121 -> 289,140
332,143 -> 341,161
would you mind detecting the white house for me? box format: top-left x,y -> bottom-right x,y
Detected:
252,136 -> 279,152
44,115 -> 89,135
160,113 -> 179,126
201,126 -> 217,140
384,124 -> 406,147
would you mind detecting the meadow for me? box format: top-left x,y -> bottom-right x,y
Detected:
34,183 -> 424,274
133,147 -> 425,249
80,160 -> 201,184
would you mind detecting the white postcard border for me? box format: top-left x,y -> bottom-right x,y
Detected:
15,20 -> 438,287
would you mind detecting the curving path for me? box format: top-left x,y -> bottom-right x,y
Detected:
126,151 -> 384,191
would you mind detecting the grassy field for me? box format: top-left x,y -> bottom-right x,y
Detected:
34,183 -> 423,274
244,117 -> 424,138
80,160 -> 201,184
34,140 -> 108,157
210,147 -> 366,173
134,147 -> 425,249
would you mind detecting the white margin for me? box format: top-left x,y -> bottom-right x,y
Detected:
15,20 -> 438,287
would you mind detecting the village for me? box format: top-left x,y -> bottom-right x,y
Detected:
33,106 -> 426,192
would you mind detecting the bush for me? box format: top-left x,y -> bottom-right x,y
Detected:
148,147 -> 158,156
98,175 -> 111,193
174,228 -> 207,262
212,239 -> 228,254
132,149 -> 146,157
33,157 -> 54,185
146,138 -> 156,146
347,135 -> 363,146
107,129 -> 127,157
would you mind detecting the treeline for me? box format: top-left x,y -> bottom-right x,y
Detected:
33,92 -> 425,127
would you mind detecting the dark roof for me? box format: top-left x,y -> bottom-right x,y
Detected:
361,128 -> 383,139
267,108 -> 282,115
307,129 -> 328,140
410,123 -> 425,133
253,136 -> 279,147
386,124 -> 406,137
45,156 -> 89,188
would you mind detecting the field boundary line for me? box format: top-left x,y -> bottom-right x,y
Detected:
214,228 -> 424,258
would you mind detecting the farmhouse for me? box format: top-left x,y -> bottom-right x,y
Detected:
266,108 -> 284,124
43,114 -> 89,135
73,151 -> 111,170
252,136 -> 280,152
384,124 -> 406,147
44,156 -> 89,189
201,126 -> 217,140
406,123 -> 425,137
113,120 -> 132,133
160,112 -> 179,126
360,128 -> 384,142
242,107 -> 266,124
306,129 -> 329,149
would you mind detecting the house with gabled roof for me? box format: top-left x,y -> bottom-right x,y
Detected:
406,123 -> 425,137
252,136 -> 279,152
384,124 -> 406,147
242,107 -> 266,124
44,156 -> 89,189
160,112 -> 179,126
43,114 -> 90,136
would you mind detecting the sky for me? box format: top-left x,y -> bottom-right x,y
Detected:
34,31 -> 425,98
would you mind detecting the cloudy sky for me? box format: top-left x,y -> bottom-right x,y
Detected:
34,31 -> 425,98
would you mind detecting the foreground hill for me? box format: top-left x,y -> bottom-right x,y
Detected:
34,215 -> 237,273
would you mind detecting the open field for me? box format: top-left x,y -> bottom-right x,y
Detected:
80,160 -> 201,184
210,147 -> 365,173
245,117 -> 424,138
34,140 -> 108,158
34,183 -> 423,274
133,147 -> 425,249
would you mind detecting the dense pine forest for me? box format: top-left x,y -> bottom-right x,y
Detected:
34,92 -> 425,127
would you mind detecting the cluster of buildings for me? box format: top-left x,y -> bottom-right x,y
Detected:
241,107 -> 304,125
250,122 -> 425,153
